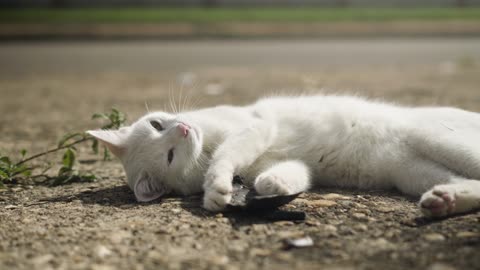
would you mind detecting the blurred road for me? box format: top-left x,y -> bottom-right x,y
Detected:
1,38 -> 480,77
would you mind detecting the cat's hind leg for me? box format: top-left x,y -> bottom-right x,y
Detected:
254,160 -> 311,195
420,179 -> 480,217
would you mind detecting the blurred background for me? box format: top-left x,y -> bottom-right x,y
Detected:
0,1 -> 480,147
0,3 -> 480,270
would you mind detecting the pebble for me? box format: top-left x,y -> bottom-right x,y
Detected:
95,245 -> 112,259
31,254 -> 54,265
284,236 -> 314,249
351,213 -> 369,221
4,205 -> 17,209
307,199 -> 337,207
321,193 -> 351,200
456,231 -> 479,238
423,233 -> 446,242
249,248 -> 272,257
376,206 -> 395,213
276,231 -> 305,239
109,230 -> 132,244
274,221 -> 294,226
354,224 -> 368,232
427,262 -> 456,270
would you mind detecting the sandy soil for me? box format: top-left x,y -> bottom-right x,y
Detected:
0,40 -> 479,270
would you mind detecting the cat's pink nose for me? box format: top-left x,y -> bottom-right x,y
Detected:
177,123 -> 190,138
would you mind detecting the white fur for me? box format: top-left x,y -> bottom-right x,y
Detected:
88,95 -> 480,217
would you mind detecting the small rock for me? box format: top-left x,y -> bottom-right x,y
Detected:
276,231 -> 305,239
456,231 -> 479,238
31,254 -> 54,265
377,206 -> 395,213
427,262 -> 456,270
207,255 -> 229,265
4,205 -> 17,209
250,248 -> 272,257
423,233 -> 446,242
284,236 -> 314,249
354,224 -> 368,232
109,230 -> 132,244
322,224 -> 338,233
95,245 -> 112,259
307,199 -> 337,207
321,193 -> 351,200
171,209 -> 181,214
274,252 -> 293,261
274,221 -> 294,226
351,213 -> 368,221
305,220 -> 321,226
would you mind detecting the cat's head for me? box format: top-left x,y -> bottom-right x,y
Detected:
87,112 -> 203,202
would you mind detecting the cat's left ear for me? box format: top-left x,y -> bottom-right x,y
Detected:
86,127 -> 130,158
134,173 -> 167,202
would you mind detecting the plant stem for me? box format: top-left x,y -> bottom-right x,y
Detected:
15,137 -> 91,166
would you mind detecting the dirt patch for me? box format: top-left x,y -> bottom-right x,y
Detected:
0,41 -> 479,270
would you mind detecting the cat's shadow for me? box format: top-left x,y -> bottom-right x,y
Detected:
42,185 -> 466,227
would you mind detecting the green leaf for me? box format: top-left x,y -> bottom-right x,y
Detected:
0,156 -> 11,165
91,139 -> 99,154
20,149 -> 27,158
62,148 -> 75,170
103,146 -> 111,161
0,169 -> 9,180
91,113 -> 109,120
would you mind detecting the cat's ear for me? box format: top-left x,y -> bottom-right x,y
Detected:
134,173 -> 167,202
86,128 -> 129,158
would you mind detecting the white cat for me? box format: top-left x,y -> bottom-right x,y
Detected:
88,95 -> 480,217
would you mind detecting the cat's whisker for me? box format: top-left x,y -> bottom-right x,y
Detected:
144,101 -> 150,113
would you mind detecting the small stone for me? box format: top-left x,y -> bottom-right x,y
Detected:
307,199 -> 337,207
377,206 -> 395,213
423,233 -> 446,242
321,193 -> 351,200
95,245 -> 112,259
354,224 -> 368,232
322,225 -> 338,233
31,254 -> 54,265
276,231 -> 305,239
427,262 -> 456,270
250,248 -> 272,257
456,231 -> 479,238
109,230 -> 132,244
274,221 -> 294,226
274,252 -> 293,261
4,205 -> 17,209
91,264 -> 116,270
284,236 -> 314,249
351,213 -> 368,221
208,255 -> 229,265
171,209 -> 181,214
305,220 -> 321,226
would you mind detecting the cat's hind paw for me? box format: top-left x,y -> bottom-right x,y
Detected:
419,186 -> 456,217
254,173 -> 293,196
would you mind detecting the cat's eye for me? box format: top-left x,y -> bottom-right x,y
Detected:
168,148 -> 174,165
150,121 -> 164,131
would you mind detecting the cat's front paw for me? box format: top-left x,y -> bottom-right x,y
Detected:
254,173 -> 293,196
203,180 -> 232,212
419,185 -> 456,217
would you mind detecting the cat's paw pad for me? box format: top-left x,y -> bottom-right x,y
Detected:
419,186 -> 456,217
254,173 -> 292,196
202,182 -> 232,212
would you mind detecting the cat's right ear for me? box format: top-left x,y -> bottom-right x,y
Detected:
86,128 -> 129,158
134,173 -> 167,202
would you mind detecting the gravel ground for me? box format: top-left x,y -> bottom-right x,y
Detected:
0,40 -> 479,270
